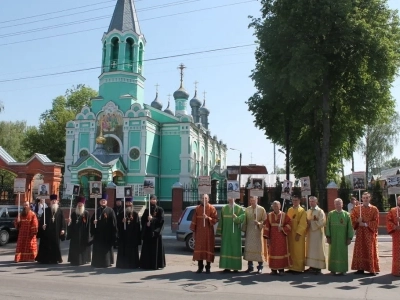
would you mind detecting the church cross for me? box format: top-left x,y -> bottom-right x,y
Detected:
194,81 -> 199,91
178,63 -> 186,88
52,216 -> 55,223
203,91 -> 207,100
155,83 -> 160,93
111,61 -> 117,68
167,94 -> 171,101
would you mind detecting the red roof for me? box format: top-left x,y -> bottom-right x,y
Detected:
227,165 -> 268,180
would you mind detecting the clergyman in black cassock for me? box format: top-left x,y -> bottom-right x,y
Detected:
90,193 -> 117,268
139,195 -> 166,269
36,194 -> 66,264
66,196 -> 91,266
116,197 -> 141,269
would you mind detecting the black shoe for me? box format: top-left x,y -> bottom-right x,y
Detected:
270,270 -> 278,275
245,268 -> 254,273
233,270 -> 239,273
355,270 -> 365,275
205,268 -> 211,274
196,268 -> 203,273
222,269 -> 231,273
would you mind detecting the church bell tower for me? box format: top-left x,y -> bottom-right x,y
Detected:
93,0 -> 146,113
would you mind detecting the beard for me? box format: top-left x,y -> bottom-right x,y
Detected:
75,206 -> 85,216
51,203 -> 59,213
126,206 -> 133,213
22,207 -> 30,217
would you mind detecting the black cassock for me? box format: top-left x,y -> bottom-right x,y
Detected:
66,211 -> 91,266
139,204 -> 166,269
36,208 -> 66,264
116,210 -> 141,269
90,206 -> 117,268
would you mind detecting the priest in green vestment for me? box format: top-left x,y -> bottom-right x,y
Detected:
325,198 -> 354,275
217,198 -> 245,272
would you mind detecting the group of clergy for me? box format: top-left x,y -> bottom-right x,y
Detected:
191,192 -> 400,277
13,193 -> 166,270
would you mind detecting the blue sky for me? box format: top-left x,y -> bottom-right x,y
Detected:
0,0 -> 399,178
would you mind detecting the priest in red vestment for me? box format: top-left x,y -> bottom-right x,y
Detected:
14,201 -> 38,262
190,193 -> 218,273
264,200 -> 292,275
386,196 -> 400,277
350,192 -> 380,275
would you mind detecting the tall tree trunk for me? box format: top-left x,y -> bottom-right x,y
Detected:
317,82 -> 331,210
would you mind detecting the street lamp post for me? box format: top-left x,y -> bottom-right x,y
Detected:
278,148 -> 289,181
230,148 -> 242,197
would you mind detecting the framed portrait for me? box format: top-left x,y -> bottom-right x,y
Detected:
90,181 -> 102,196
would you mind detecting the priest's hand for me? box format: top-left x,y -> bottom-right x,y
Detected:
326,237 -> 331,244
67,218 -> 71,226
147,221 -> 151,227
346,238 -> 352,245
148,215 -> 153,221
42,224 -> 47,230
60,230 -> 65,235
233,214 -> 237,218
295,233 -> 300,241
122,218 -> 126,223
357,217 -> 363,224
253,220 -> 259,226
93,220 -> 97,225
203,213 -> 209,219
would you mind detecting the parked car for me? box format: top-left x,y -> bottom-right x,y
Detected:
0,205 -> 22,246
176,204 -> 245,251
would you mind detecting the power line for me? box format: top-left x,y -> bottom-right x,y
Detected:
0,0 -> 117,24
0,1 -> 255,40
0,0 -> 201,38
0,44 -> 255,83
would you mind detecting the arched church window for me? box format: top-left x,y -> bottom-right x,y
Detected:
79,149 -> 89,157
110,37 -> 119,71
126,38 -> 134,72
102,41 -> 106,72
138,43 -> 143,74
104,136 -> 120,153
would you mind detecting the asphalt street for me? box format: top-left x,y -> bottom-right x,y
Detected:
0,230 -> 399,300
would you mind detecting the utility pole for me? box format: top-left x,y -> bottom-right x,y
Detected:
273,143 -> 276,174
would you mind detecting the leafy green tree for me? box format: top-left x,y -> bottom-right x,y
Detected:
248,0 -> 400,208
0,120 -> 30,161
23,85 -> 97,163
381,157 -> 400,169
357,110 -> 400,180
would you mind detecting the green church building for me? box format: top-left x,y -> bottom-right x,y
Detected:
63,0 -> 228,205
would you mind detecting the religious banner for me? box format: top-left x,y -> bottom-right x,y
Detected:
37,183 -> 50,199
89,181 -> 102,197
13,178 -> 26,194
351,172 -> 366,190
143,177 -> 155,195
250,178 -> 264,197
280,180 -> 292,200
300,176 -> 311,197
387,175 -> 400,194
198,176 -> 211,194
116,186 -> 133,198
65,183 -> 80,196
227,180 -> 240,199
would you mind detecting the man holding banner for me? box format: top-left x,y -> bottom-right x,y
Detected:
217,197 -> 245,272
14,201 -> 38,262
286,195 -> 307,273
350,192 -> 380,275
386,195 -> 400,276
190,193 -> 218,274
140,194 -> 166,270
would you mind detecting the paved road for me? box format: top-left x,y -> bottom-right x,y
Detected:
0,235 -> 399,300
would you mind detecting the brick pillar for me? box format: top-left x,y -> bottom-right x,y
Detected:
326,181 -> 339,212
106,185 -> 116,209
171,182 -> 183,232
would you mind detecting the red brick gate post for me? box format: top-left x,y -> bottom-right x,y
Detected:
326,181 -> 339,212
171,182 -> 183,232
